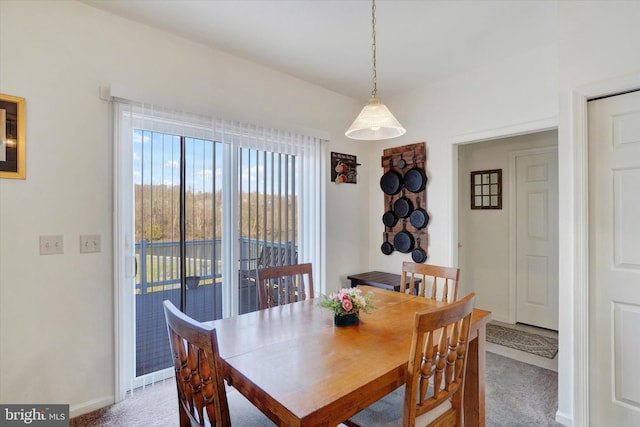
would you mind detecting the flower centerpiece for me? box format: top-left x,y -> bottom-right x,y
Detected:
319,287 -> 375,326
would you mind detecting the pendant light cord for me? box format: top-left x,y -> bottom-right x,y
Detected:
371,0 -> 377,98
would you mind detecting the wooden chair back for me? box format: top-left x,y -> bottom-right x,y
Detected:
163,300 -> 231,427
400,261 -> 460,302
259,245 -> 298,267
403,293 -> 476,427
256,262 -> 314,310
240,244 -> 298,282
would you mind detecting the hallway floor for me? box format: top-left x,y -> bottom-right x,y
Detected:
486,320 -> 558,372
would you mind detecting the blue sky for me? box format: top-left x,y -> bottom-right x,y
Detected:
133,129 -> 222,194
133,129 -> 296,195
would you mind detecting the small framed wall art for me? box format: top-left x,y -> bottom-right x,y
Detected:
331,152 -> 359,184
470,169 -> 502,209
0,93 -> 26,179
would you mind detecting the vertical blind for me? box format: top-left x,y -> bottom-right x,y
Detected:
114,99 -> 327,396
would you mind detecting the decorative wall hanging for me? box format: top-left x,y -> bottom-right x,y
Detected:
331,152 -> 359,184
380,142 -> 428,262
0,93 -> 26,179
470,169 -> 502,209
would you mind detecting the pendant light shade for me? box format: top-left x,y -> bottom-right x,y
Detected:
345,97 -> 406,140
346,0 -> 405,141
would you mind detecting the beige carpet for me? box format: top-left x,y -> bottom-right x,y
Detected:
70,352 -> 560,426
70,381 -> 274,427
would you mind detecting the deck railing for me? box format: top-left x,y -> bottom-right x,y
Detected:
133,237 -> 297,376
135,237 -> 296,294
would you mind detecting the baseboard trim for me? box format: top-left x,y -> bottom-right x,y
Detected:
555,410 -> 572,426
70,396 -> 115,418
488,313 -> 510,324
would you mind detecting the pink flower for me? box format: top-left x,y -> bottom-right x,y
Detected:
342,298 -> 353,312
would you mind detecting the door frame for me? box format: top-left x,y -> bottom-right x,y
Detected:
508,146 -> 558,326
568,73 -> 640,427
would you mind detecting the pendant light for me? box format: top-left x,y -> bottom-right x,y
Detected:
346,0 -> 406,141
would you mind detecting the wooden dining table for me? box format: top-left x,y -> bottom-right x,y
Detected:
207,286 -> 492,427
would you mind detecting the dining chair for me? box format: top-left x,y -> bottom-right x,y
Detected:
163,299 -> 231,426
163,300 -> 274,426
256,262 -> 314,310
239,243 -> 298,283
346,293 -> 476,427
400,261 -> 459,302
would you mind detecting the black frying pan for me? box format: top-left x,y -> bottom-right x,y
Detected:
381,231 -> 394,255
382,198 -> 399,228
404,152 -> 427,193
396,153 -> 407,169
393,191 -> 413,218
411,237 -> 427,263
393,220 -> 415,253
409,197 -> 429,229
380,158 -> 403,195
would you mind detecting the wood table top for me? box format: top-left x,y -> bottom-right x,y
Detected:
207,286 -> 491,426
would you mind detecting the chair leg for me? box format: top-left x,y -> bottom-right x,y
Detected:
178,402 -> 190,427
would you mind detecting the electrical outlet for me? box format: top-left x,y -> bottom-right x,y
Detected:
40,235 -> 64,255
80,234 -> 101,253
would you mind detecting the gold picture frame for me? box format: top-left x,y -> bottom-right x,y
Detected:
0,93 -> 26,179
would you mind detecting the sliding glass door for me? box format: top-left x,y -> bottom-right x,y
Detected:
134,131 -> 224,377
114,101 -> 325,397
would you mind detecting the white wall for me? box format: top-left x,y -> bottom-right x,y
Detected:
0,0 -> 370,415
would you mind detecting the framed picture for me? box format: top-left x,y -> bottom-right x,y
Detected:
471,169 -> 502,209
331,151 -> 359,184
0,93 -> 26,179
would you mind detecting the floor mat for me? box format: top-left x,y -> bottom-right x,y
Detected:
486,323 -> 558,359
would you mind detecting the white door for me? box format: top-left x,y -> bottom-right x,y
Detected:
588,90 -> 640,425
515,149 -> 559,330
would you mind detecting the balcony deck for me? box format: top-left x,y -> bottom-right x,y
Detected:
135,281 -> 258,376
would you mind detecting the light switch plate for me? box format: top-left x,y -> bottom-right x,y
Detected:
40,235 -> 64,255
80,234 -> 101,253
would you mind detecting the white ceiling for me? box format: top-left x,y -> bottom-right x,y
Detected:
81,0 -> 556,102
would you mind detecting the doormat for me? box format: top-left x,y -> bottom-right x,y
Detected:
486,323 -> 558,359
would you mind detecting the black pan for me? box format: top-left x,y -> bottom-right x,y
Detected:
393,220 -> 415,253
411,237 -> 428,263
382,199 -> 399,228
381,232 -> 394,255
382,210 -> 398,228
393,191 -> 413,218
397,153 -> 407,169
380,158 -> 403,195
404,165 -> 427,193
409,197 -> 429,229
